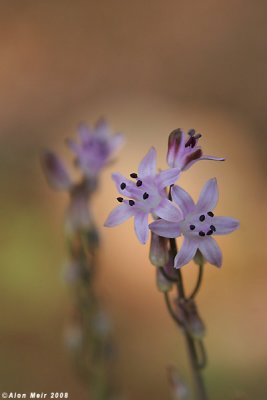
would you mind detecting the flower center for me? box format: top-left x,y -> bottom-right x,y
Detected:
116,172 -> 163,212
182,211 -> 216,238
185,129 -> 202,149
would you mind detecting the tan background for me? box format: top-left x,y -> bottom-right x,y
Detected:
0,1 -> 266,399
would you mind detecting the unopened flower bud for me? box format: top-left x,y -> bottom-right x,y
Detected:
41,150 -> 72,190
167,365 -> 188,399
179,299 -> 205,339
149,232 -> 169,267
156,268 -> 173,292
193,249 -> 205,265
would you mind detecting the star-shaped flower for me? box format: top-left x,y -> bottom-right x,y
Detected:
149,178 -> 239,268
67,119 -> 124,179
104,147 -> 183,244
167,128 -> 224,171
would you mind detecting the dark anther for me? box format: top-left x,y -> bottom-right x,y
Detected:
185,136 -> 196,148
136,180 -> 142,187
117,197 -> 123,203
199,214 -> 205,222
129,200 -> 135,206
190,225 -> 195,230
207,230 -> 213,235
207,211 -> 214,217
120,182 -> 126,190
199,231 -> 205,237
210,225 -> 216,232
130,173 -> 138,178
143,192 -> 149,200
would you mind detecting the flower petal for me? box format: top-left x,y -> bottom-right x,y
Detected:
138,147 -> 157,179
171,185 -> 195,215
156,168 -> 181,189
212,216 -> 240,235
77,122 -> 92,143
112,173 -> 136,197
134,212 -> 149,244
174,237 -> 198,269
149,219 -> 181,238
167,128 -> 185,168
196,178 -> 218,212
184,154 -> 225,171
155,199 -> 183,222
104,204 -> 134,227
198,237 -> 222,267
109,133 -> 124,154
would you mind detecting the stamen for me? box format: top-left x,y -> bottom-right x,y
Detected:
208,211 -> 214,217
199,231 -> 205,237
210,225 -> 216,232
188,129 -> 196,137
117,197 -> 123,203
199,215 -> 205,222
143,192 -> 149,200
129,200 -> 135,206
130,173 -> 138,178
136,180 -> 142,187
207,230 -> 213,235
120,182 -> 126,190
190,225 -> 195,230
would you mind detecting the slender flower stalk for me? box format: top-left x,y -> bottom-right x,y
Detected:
42,119 -> 122,400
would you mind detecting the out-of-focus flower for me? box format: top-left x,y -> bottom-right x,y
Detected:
67,119 -> 124,179
149,178 -> 239,268
167,128 -> 224,171
104,147 -> 182,244
41,150 -> 72,190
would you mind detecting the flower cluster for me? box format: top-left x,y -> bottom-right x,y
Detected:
105,128 -> 239,269
42,119 -> 123,234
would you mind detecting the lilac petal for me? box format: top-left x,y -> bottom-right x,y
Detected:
104,204 -> 134,227
109,133 -> 124,154
95,118 -> 109,137
198,237 -> 222,267
156,168 -> 180,189
183,153 -> 225,171
41,150 -> 72,190
171,185 -> 195,215
196,178 -> 218,212
155,199 -> 183,222
77,123 -> 91,143
212,216 -> 240,235
138,147 -> 157,179
112,173 -> 136,197
149,219 -> 181,238
174,237 -> 198,269
167,128 -> 185,168
134,212 -> 149,244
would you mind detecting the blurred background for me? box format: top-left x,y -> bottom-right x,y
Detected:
0,1 -> 266,399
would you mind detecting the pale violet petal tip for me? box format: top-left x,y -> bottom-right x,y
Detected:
149,220 -> 181,238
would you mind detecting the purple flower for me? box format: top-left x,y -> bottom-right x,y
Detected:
104,147 -> 183,244
41,150 -> 72,191
167,128 -> 225,171
67,119 -> 124,179
149,178 -> 239,268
